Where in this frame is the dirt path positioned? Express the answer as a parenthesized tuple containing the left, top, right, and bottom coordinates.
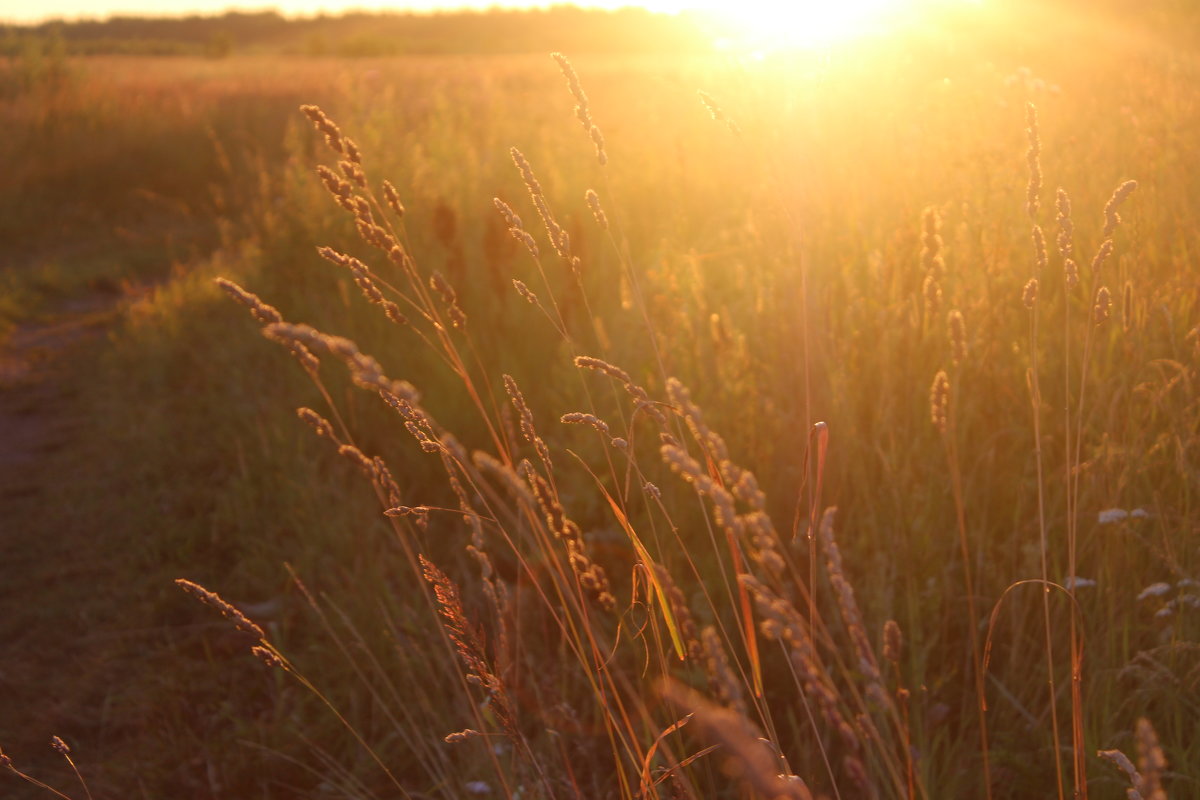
(0, 293, 120, 483)
(0, 292, 143, 799)
(1, 286, 292, 799)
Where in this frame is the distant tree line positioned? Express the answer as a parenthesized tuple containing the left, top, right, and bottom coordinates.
(0, 7, 718, 58)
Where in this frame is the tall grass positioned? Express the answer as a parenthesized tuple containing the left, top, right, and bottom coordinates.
(180, 38, 1193, 798)
(3, 4, 1198, 797)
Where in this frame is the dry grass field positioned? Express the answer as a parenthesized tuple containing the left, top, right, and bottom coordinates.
(2, 2, 1198, 798)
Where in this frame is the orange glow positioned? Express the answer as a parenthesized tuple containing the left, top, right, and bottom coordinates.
(2, 0, 985, 34)
(681, 0, 985, 51)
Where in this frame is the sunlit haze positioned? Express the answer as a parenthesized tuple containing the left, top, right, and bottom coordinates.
(678, 0, 979, 50)
(2, 0, 982, 49)
(4, 0, 1192, 789)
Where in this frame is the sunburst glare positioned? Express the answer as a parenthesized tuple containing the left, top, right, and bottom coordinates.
(676, 0, 984, 51)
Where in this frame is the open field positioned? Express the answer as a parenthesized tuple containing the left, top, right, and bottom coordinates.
(2, 2, 1199, 798)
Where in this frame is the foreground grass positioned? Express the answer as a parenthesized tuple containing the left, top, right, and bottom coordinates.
(3, 2, 1200, 797)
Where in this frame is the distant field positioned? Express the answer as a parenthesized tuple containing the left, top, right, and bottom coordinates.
(2, 3, 1198, 797)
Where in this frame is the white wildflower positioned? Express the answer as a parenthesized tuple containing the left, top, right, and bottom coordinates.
(1098, 508, 1129, 524)
(1137, 582, 1171, 601)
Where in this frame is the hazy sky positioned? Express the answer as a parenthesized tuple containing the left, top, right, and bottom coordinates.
(0, 1, 692, 25)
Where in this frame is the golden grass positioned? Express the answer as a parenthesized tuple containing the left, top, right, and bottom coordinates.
(4, 4, 1200, 796)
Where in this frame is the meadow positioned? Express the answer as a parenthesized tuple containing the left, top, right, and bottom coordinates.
(1, 2, 1198, 798)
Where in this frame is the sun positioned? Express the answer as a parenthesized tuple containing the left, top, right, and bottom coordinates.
(722, 0, 904, 49)
(675, 0, 975, 51)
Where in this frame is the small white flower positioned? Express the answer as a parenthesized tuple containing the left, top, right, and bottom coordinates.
(1154, 606, 1174, 620)
(464, 781, 491, 794)
(1131, 508, 1151, 519)
(1064, 576, 1096, 590)
(1177, 579, 1199, 589)
(1098, 508, 1129, 524)
(1137, 582, 1171, 601)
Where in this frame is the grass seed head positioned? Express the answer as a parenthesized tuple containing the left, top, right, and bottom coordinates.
(175, 578, 265, 639)
(296, 407, 335, 438)
(430, 271, 467, 329)
(513, 279, 538, 304)
(560, 411, 610, 436)
(551, 52, 607, 164)
(300, 104, 344, 155)
(215, 277, 284, 326)
(585, 188, 608, 230)
(493, 197, 521, 229)
(1090, 238, 1115, 275)
(382, 180, 405, 218)
(1094, 285, 1112, 324)
(659, 682, 815, 800)
(338, 159, 366, 189)
(930, 370, 950, 433)
(698, 90, 742, 136)
(1022, 277, 1039, 309)
(1065, 257, 1079, 289)
(574, 355, 632, 385)
(948, 309, 967, 365)
(883, 619, 904, 664)
(1103, 179, 1138, 238)
(701, 626, 746, 715)
(1055, 187, 1075, 260)
(1135, 718, 1167, 800)
(551, 51, 589, 126)
(921, 206, 945, 279)
(343, 136, 362, 165)
(589, 124, 607, 165)
(923, 274, 942, 318)
(252, 645, 284, 668)
(1032, 224, 1047, 273)
(1025, 102, 1042, 220)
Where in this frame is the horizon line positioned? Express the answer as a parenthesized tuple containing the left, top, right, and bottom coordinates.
(1, 2, 695, 27)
